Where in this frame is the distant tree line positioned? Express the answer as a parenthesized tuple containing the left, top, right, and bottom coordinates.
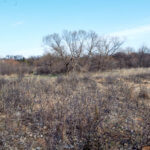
(0, 30, 150, 75)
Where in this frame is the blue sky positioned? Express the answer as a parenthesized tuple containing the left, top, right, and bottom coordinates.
(0, 0, 150, 57)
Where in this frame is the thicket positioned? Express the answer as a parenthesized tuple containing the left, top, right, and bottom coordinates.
(1, 30, 150, 75)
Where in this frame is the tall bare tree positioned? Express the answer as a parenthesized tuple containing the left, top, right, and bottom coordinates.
(43, 31, 124, 72)
(97, 36, 123, 56)
(62, 30, 88, 71)
(96, 36, 124, 70)
(43, 33, 71, 72)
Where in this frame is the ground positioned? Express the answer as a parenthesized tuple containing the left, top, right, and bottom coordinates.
(0, 68, 150, 150)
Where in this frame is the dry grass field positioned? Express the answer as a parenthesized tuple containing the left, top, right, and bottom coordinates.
(0, 68, 150, 150)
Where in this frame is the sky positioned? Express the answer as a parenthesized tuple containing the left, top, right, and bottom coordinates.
(0, 0, 150, 57)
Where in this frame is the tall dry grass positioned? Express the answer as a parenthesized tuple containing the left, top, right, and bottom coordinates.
(0, 71, 150, 149)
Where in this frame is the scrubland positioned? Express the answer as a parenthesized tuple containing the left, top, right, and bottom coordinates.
(0, 68, 150, 150)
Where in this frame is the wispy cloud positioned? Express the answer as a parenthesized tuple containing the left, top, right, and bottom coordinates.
(109, 24, 150, 48)
(110, 25, 150, 38)
(12, 21, 24, 27)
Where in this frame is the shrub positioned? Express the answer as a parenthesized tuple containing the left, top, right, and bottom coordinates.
(0, 74, 149, 149)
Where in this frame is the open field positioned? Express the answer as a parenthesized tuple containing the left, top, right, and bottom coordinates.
(2, 0, 150, 149)
(0, 68, 150, 150)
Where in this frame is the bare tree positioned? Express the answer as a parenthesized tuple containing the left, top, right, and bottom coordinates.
(43, 33, 65, 57)
(97, 36, 124, 56)
(43, 31, 124, 72)
(96, 36, 124, 70)
(86, 31, 99, 56)
(62, 30, 88, 71)
(43, 33, 71, 72)
(43, 30, 89, 72)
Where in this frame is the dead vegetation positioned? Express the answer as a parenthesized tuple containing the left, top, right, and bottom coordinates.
(0, 68, 150, 150)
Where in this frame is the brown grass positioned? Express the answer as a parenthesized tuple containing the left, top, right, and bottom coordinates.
(0, 68, 150, 149)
